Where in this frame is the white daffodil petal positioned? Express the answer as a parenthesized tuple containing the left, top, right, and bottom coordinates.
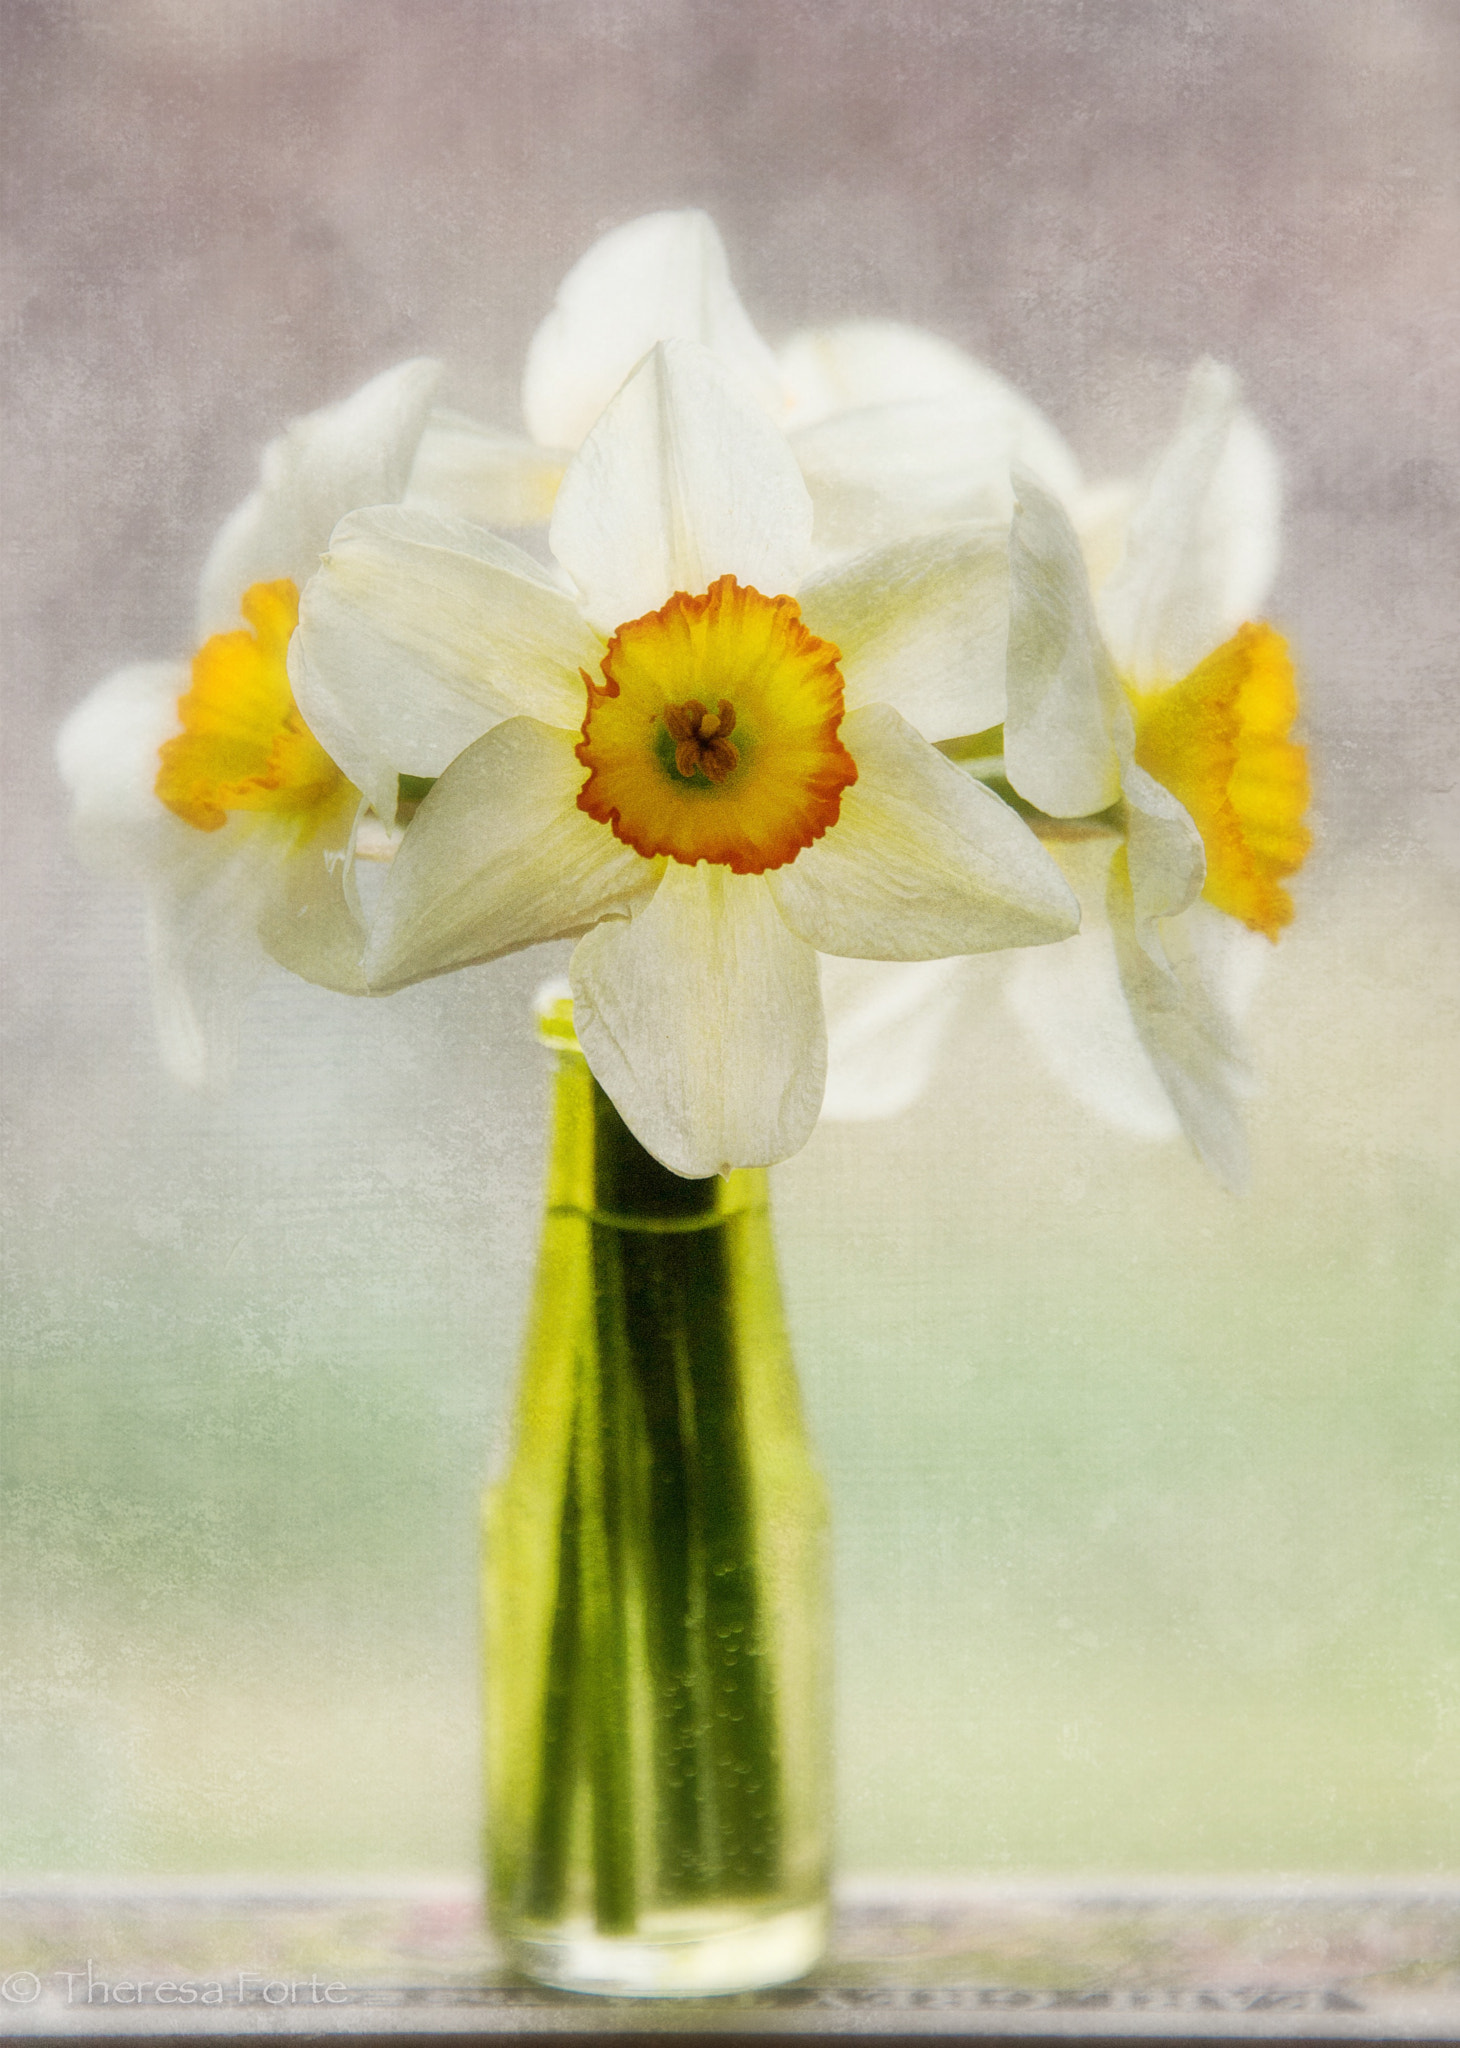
(781, 320, 982, 422)
(291, 504, 599, 815)
(779, 321, 1084, 500)
(1205, 406, 1283, 630)
(1005, 913, 1183, 1142)
(1123, 760, 1206, 955)
(366, 718, 660, 993)
(196, 358, 441, 636)
(549, 340, 813, 631)
(522, 210, 784, 450)
(256, 785, 369, 996)
(1109, 863, 1252, 1191)
(768, 703, 1078, 960)
(819, 954, 967, 1122)
(406, 410, 567, 528)
(1098, 358, 1282, 685)
(1182, 896, 1272, 1025)
(792, 388, 1082, 560)
(1072, 477, 1139, 596)
(142, 831, 277, 1091)
(571, 863, 825, 1179)
(799, 523, 1010, 741)
(1004, 469, 1126, 818)
(57, 661, 187, 852)
(792, 403, 1009, 555)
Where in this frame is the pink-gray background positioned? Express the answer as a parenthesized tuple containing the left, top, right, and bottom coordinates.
(3, 0, 1457, 1876)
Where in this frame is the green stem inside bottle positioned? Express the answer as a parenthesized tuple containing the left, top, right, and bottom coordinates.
(510, 1069, 784, 1932)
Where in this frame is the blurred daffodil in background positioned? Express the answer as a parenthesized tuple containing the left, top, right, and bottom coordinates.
(825, 361, 1310, 1188)
(55, 359, 441, 1086)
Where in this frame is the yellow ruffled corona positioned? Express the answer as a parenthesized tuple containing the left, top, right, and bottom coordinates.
(576, 575, 857, 875)
(1129, 622, 1311, 939)
(155, 580, 342, 833)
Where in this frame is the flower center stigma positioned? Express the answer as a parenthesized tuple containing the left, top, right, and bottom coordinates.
(155, 579, 342, 833)
(663, 696, 739, 783)
(576, 574, 856, 875)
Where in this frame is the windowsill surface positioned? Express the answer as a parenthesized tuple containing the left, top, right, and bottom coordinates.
(2, 1878, 1456, 2040)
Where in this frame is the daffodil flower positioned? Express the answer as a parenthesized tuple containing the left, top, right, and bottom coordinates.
(56, 358, 440, 1087)
(291, 340, 1078, 1176)
(997, 360, 1309, 1187)
(819, 362, 1310, 1189)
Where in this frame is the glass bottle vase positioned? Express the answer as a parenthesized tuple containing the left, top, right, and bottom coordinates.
(483, 998, 831, 1995)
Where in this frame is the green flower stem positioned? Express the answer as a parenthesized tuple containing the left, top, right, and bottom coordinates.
(612, 1224, 716, 1893)
(520, 1468, 580, 1920)
(670, 1222, 780, 1892)
(580, 1219, 640, 1933)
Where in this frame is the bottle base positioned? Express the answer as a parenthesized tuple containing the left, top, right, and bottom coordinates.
(504, 1897, 828, 1996)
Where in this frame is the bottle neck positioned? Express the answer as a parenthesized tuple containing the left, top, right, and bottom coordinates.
(543, 1045, 764, 1228)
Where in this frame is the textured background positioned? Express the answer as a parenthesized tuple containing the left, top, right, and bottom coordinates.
(3, 0, 1457, 1876)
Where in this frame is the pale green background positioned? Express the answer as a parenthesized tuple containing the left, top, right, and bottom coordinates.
(3, 0, 1457, 1878)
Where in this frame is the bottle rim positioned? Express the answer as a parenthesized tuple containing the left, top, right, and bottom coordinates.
(534, 978, 581, 1052)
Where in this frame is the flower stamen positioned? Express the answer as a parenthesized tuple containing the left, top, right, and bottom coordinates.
(664, 696, 740, 783)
